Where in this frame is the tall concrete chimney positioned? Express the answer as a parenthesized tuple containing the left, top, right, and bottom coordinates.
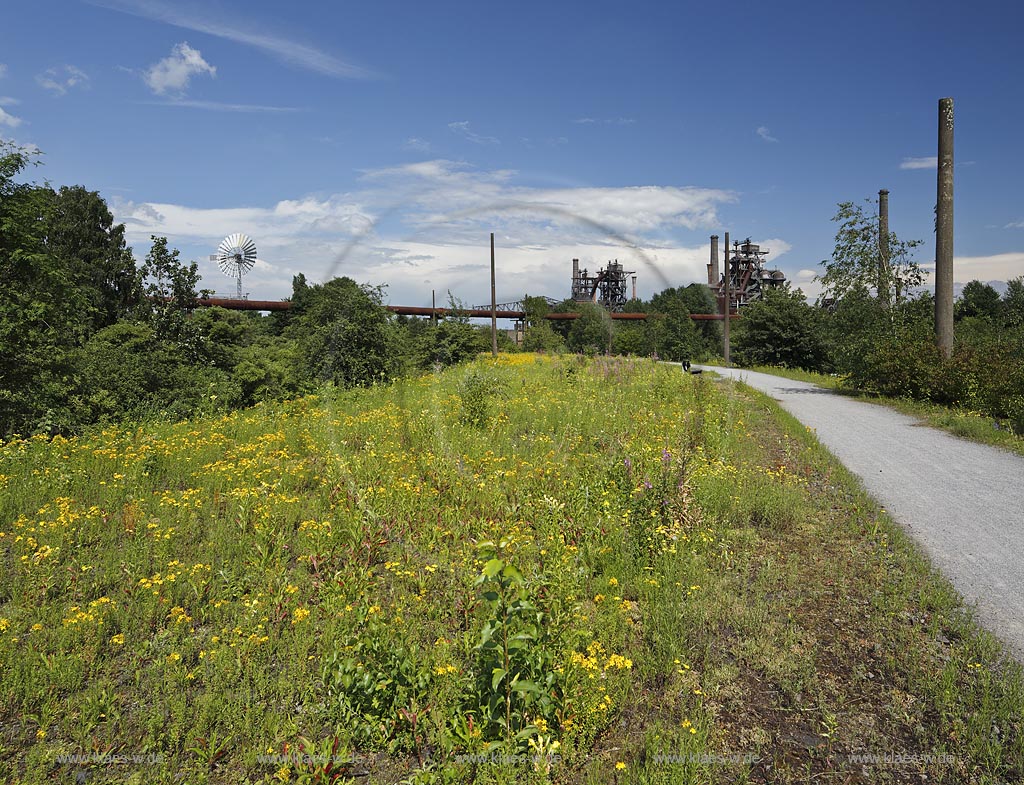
(878, 190, 890, 306)
(632, 275, 637, 301)
(723, 231, 730, 366)
(709, 235, 720, 286)
(935, 98, 954, 358)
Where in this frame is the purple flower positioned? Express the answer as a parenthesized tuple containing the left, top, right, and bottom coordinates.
(623, 457, 632, 470)
(661, 449, 671, 464)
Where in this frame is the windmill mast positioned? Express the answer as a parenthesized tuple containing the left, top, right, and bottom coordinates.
(233, 253, 243, 298)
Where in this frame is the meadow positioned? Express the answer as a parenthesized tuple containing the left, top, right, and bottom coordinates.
(1, 354, 1022, 784)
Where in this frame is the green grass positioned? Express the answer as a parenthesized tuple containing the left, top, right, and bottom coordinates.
(1, 354, 1022, 784)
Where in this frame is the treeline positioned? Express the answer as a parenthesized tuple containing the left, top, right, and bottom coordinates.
(731, 199, 1024, 432)
(0, 144, 717, 438)
(14, 141, 1011, 438)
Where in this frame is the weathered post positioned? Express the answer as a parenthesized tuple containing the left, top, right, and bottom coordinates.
(490, 232, 498, 357)
(723, 231, 731, 366)
(878, 189, 890, 307)
(431, 289, 436, 325)
(935, 98, 954, 358)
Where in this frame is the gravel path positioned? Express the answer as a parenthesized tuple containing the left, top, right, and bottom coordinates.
(699, 365, 1024, 660)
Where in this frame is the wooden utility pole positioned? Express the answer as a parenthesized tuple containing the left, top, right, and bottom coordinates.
(935, 97, 955, 358)
(723, 231, 731, 365)
(490, 232, 498, 357)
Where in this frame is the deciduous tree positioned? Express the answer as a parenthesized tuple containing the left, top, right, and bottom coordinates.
(818, 199, 923, 311)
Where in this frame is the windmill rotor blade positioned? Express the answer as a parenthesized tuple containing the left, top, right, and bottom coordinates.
(214, 232, 258, 285)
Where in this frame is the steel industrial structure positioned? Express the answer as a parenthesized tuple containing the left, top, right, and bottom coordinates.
(471, 297, 561, 312)
(183, 296, 661, 320)
(183, 244, 749, 322)
(707, 236, 785, 313)
(570, 259, 636, 311)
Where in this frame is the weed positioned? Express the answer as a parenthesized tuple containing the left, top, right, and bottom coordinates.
(465, 540, 563, 748)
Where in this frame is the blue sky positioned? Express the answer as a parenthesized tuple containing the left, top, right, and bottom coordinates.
(3, 0, 1023, 306)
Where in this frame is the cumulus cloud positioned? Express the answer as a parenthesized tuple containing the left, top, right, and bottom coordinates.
(36, 65, 90, 96)
(948, 252, 1024, 281)
(0, 107, 22, 128)
(756, 126, 778, 143)
(358, 158, 734, 242)
(751, 238, 792, 258)
(114, 194, 373, 243)
(111, 160, 751, 303)
(900, 156, 937, 170)
(144, 42, 215, 96)
(448, 121, 500, 145)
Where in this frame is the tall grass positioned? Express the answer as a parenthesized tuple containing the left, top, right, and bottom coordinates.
(1, 354, 1021, 784)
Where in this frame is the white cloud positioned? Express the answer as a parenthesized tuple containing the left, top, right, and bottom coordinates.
(403, 137, 431, 152)
(1005, 220, 1024, 229)
(751, 238, 792, 258)
(756, 126, 778, 143)
(336, 240, 705, 306)
(0, 64, 7, 79)
(448, 121, 500, 145)
(574, 117, 635, 126)
(144, 42, 215, 96)
(91, 0, 375, 79)
(360, 159, 512, 185)
(112, 160, 743, 303)
(0, 107, 22, 128)
(900, 156, 937, 170)
(358, 158, 734, 241)
(114, 194, 373, 243)
(36, 65, 90, 96)
(143, 98, 299, 112)
(0, 135, 41, 155)
(915, 253, 1024, 287)
(949, 252, 1024, 281)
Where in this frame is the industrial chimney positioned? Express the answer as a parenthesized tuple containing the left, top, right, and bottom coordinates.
(878, 189, 890, 306)
(935, 98, 954, 358)
(709, 235, 720, 286)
